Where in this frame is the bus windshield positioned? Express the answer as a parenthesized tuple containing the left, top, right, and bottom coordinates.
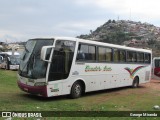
(19, 39, 54, 79)
(10, 55, 20, 65)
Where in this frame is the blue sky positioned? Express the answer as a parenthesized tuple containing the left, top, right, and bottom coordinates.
(0, 0, 160, 42)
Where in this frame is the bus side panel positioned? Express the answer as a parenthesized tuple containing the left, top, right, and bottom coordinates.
(145, 66, 151, 82)
(152, 58, 160, 80)
(47, 81, 63, 97)
(72, 63, 131, 92)
(71, 63, 151, 93)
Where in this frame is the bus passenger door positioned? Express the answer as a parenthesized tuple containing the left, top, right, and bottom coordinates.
(47, 40, 75, 96)
(152, 58, 160, 80)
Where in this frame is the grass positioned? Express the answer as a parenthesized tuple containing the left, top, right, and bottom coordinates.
(0, 69, 160, 120)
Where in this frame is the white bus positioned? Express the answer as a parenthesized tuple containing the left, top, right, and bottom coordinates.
(0, 52, 20, 70)
(17, 37, 152, 98)
(152, 57, 160, 80)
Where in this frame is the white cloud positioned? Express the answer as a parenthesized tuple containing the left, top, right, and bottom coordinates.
(75, 0, 160, 21)
(0, 30, 24, 42)
(56, 21, 103, 30)
(1, 0, 160, 42)
(51, 20, 105, 36)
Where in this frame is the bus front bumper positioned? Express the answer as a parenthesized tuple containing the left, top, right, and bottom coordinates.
(10, 65, 19, 70)
(17, 80, 48, 97)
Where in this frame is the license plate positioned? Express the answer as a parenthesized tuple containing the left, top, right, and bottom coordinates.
(24, 88, 28, 91)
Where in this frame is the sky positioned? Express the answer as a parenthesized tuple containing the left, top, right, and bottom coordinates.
(0, 0, 160, 42)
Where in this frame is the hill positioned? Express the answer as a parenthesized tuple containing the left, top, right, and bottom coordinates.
(77, 20, 160, 57)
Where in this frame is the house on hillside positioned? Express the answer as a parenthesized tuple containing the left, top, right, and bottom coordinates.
(0, 42, 6, 51)
(123, 39, 148, 48)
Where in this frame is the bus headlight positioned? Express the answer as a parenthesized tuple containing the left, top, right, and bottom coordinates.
(34, 82, 46, 86)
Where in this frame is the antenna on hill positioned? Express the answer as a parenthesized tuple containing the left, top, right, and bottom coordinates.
(5, 39, 7, 44)
(129, 8, 131, 21)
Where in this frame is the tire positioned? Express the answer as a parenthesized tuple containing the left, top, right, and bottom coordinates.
(70, 81, 82, 99)
(132, 77, 139, 88)
(5, 65, 9, 70)
(5, 65, 8, 70)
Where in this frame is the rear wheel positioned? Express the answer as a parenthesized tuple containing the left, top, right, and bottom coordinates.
(132, 77, 139, 88)
(70, 81, 82, 99)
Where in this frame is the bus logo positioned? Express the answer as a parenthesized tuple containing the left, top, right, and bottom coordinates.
(85, 65, 112, 72)
(125, 66, 146, 79)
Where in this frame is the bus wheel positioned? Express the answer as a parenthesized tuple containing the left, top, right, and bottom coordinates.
(70, 81, 82, 99)
(5, 66, 7, 70)
(5, 65, 9, 70)
(132, 77, 139, 88)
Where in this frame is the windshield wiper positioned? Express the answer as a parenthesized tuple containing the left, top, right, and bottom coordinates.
(24, 46, 29, 53)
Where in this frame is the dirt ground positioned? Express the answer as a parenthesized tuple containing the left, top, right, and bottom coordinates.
(143, 79, 160, 90)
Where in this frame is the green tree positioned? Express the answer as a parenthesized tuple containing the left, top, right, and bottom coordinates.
(112, 20, 116, 23)
(107, 19, 112, 23)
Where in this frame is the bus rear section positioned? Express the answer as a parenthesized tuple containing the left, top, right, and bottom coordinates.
(152, 57, 160, 80)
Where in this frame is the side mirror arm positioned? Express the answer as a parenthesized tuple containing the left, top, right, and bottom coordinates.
(40, 46, 54, 62)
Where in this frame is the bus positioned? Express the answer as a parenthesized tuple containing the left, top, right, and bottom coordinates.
(0, 52, 20, 70)
(152, 57, 160, 80)
(17, 37, 152, 98)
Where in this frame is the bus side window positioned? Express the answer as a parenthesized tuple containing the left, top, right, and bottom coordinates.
(98, 47, 106, 61)
(77, 50, 85, 60)
(145, 53, 151, 63)
(98, 47, 112, 62)
(76, 44, 86, 60)
(113, 49, 119, 62)
(127, 51, 136, 62)
(106, 48, 112, 62)
(119, 50, 126, 62)
(88, 46, 96, 60)
(155, 59, 160, 67)
(76, 44, 96, 61)
(137, 53, 144, 63)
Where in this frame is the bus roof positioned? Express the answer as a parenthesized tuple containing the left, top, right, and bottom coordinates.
(28, 37, 151, 53)
(0, 52, 20, 55)
(53, 37, 152, 53)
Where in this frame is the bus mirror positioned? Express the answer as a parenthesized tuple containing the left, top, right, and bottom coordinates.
(0, 56, 3, 61)
(41, 46, 54, 62)
(0, 56, 3, 63)
(8, 57, 10, 61)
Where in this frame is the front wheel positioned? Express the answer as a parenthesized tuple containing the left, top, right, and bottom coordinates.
(5, 65, 9, 70)
(70, 82, 82, 99)
(132, 77, 139, 88)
